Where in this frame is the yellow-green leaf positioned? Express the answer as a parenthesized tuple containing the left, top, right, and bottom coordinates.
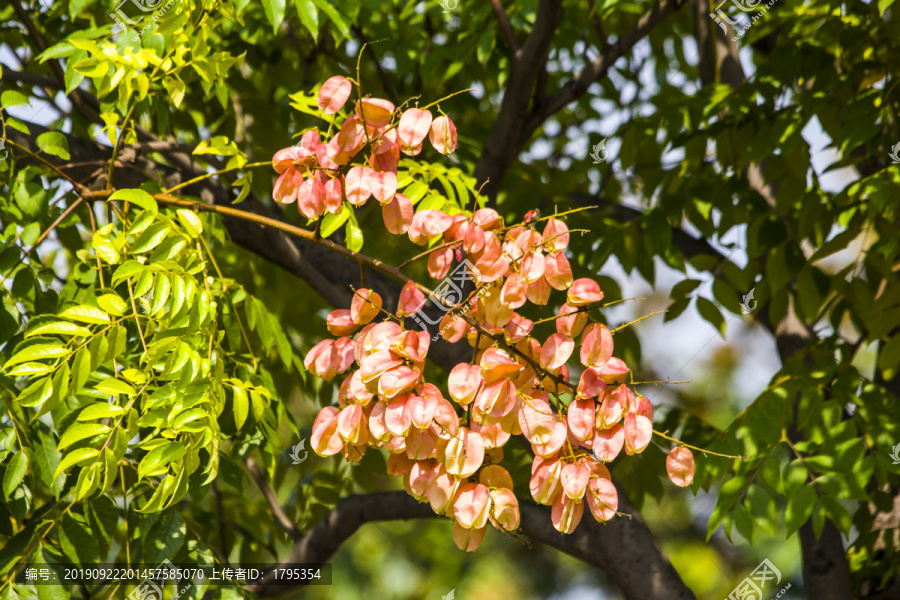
(92, 234, 119, 264)
(120, 368, 147, 385)
(15, 377, 53, 407)
(150, 274, 171, 316)
(53, 447, 101, 482)
(95, 379, 136, 396)
(37, 131, 70, 160)
(136, 473, 177, 513)
(3, 452, 28, 500)
(109, 189, 158, 215)
(25, 321, 93, 338)
(77, 403, 125, 421)
(1, 90, 31, 109)
(8, 362, 54, 377)
(131, 222, 169, 254)
(61, 305, 110, 325)
(73, 462, 101, 501)
(97, 294, 128, 317)
(138, 441, 185, 480)
(175, 209, 203, 237)
(111, 260, 144, 284)
(6, 344, 69, 369)
(172, 407, 207, 430)
(233, 385, 248, 430)
(59, 424, 111, 450)
(293, 0, 318, 41)
(71, 348, 92, 391)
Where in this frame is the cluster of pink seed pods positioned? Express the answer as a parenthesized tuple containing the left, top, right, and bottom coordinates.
(271, 75, 456, 229)
(290, 77, 695, 551)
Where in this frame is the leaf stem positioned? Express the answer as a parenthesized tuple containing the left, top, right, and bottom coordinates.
(652, 429, 747, 459)
(163, 161, 270, 195)
(107, 103, 138, 191)
(610, 310, 667, 333)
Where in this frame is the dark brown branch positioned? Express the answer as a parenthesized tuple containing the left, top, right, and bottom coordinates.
(474, 0, 564, 200)
(570, 193, 733, 265)
(490, 0, 520, 53)
(246, 457, 302, 541)
(587, 0, 608, 47)
(533, 0, 682, 125)
(246, 489, 695, 600)
(691, 0, 715, 85)
(8, 0, 102, 125)
(245, 492, 438, 596)
(0, 64, 59, 89)
(474, 0, 683, 201)
(798, 520, 853, 600)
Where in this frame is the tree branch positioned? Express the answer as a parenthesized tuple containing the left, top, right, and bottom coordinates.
(245, 492, 438, 597)
(9, 0, 102, 125)
(533, 0, 682, 125)
(0, 64, 59, 89)
(246, 489, 696, 600)
(474, 0, 564, 200)
(570, 193, 734, 265)
(245, 457, 302, 541)
(490, 0, 520, 53)
(474, 0, 683, 201)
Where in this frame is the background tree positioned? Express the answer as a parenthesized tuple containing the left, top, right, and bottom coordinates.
(1, 0, 899, 599)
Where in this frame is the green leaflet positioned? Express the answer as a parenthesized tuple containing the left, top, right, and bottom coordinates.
(58, 424, 111, 450)
(25, 322, 92, 338)
(59, 305, 109, 325)
(59, 514, 99, 566)
(76, 403, 125, 421)
(137, 441, 186, 480)
(53, 448, 100, 482)
(5, 344, 69, 369)
(109, 189, 158, 214)
(2, 452, 28, 501)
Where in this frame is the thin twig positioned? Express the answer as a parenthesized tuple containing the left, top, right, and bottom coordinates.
(610, 310, 667, 333)
(163, 161, 270, 195)
(245, 457, 302, 541)
(106, 103, 137, 191)
(490, 0, 520, 52)
(0, 196, 84, 286)
(127, 279, 148, 352)
(652, 429, 747, 459)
